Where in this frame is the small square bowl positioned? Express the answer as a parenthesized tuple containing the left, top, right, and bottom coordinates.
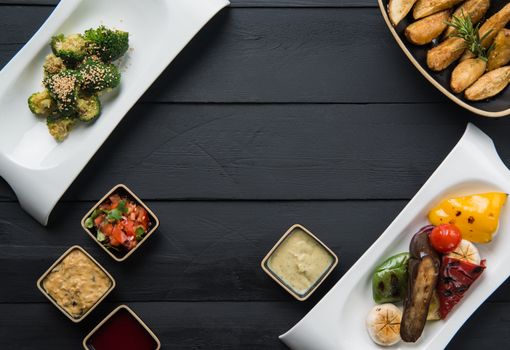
(37, 245, 116, 323)
(83, 305, 161, 350)
(81, 184, 160, 262)
(261, 224, 338, 301)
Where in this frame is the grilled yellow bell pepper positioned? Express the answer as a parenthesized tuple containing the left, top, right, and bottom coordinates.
(428, 192, 507, 243)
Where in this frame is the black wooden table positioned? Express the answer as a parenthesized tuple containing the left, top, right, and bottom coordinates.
(1, 0, 510, 349)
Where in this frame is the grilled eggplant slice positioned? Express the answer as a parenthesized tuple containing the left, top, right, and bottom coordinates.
(400, 226, 440, 343)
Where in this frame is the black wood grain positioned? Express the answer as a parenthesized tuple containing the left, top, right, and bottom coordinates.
(0, 200, 403, 303)
(2, 201, 510, 303)
(2, 103, 510, 202)
(0, 7, 446, 103)
(0, 301, 508, 350)
(2, 3, 510, 350)
(0, 0, 376, 8)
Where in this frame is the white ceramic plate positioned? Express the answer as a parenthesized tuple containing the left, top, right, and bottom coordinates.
(0, 0, 229, 225)
(280, 124, 510, 349)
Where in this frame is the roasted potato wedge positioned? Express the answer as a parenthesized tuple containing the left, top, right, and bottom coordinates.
(444, 0, 490, 38)
(388, 0, 419, 26)
(405, 10, 450, 45)
(427, 37, 466, 71)
(459, 50, 476, 62)
(451, 58, 486, 93)
(465, 66, 510, 100)
(413, 0, 463, 20)
(487, 29, 510, 71)
(479, 3, 510, 48)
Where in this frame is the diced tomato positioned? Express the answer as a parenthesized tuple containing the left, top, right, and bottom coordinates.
(127, 202, 136, 214)
(109, 194, 121, 208)
(124, 220, 136, 237)
(101, 223, 114, 236)
(94, 215, 104, 227)
(96, 195, 151, 252)
(136, 207, 149, 229)
(112, 224, 127, 244)
(109, 236, 120, 246)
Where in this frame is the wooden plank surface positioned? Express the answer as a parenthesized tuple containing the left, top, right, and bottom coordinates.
(0, 201, 402, 303)
(2, 103, 510, 202)
(0, 0, 377, 7)
(2, 1, 510, 350)
(2, 201, 509, 304)
(0, 6, 447, 103)
(0, 301, 508, 350)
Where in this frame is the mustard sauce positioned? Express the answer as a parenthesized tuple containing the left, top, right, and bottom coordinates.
(268, 228, 334, 295)
(42, 249, 112, 318)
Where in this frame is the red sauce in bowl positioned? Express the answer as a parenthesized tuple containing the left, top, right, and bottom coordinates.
(86, 307, 159, 350)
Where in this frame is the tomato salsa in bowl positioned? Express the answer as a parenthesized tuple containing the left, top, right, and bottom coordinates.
(81, 184, 159, 262)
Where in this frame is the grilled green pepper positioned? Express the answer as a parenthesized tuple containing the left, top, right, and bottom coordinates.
(372, 252, 409, 304)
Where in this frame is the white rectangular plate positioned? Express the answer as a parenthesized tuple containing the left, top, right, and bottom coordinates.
(280, 123, 510, 349)
(0, 0, 229, 225)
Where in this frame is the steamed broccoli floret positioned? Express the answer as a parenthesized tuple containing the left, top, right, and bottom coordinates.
(27, 26, 129, 142)
(28, 90, 55, 116)
(79, 58, 121, 92)
(51, 33, 87, 64)
(83, 26, 129, 62)
(43, 54, 66, 76)
(77, 94, 101, 122)
(44, 69, 82, 117)
(47, 115, 77, 142)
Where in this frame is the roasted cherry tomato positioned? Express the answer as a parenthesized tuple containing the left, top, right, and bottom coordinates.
(429, 224, 462, 253)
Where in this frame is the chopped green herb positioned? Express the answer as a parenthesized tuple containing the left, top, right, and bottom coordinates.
(107, 200, 128, 221)
(85, 217, 94, 228)
(117, 200, 128, 212)
(135, 226, 145, 241)
(96, 231, 106, 242)
(107, 210, 122, 221)
(446, 12, 493, 61)
(90, 208, 103, 220)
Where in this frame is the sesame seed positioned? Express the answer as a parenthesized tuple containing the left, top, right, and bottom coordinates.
(48, 74, 77, 102)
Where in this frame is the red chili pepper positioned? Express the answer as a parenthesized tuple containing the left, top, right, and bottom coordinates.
(437, 256, 486, 319)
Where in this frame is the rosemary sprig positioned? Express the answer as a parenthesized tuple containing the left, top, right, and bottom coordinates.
(445, 12, 493, 61)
